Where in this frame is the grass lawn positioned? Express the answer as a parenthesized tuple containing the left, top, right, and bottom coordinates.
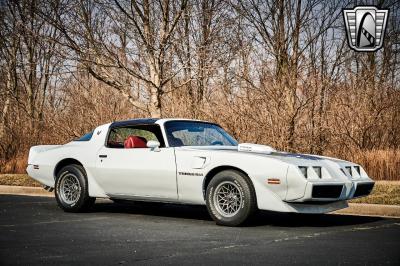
(1, 174, 399, 205)
(350, 181, 400, 206)
(0, 174, 41, 187)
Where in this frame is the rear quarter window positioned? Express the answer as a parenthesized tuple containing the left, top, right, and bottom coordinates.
(75, 131, 94, 141)
(106, 125, 165, 148)
(108, 128, 158, 143)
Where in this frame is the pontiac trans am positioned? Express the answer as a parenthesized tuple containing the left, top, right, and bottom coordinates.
(27, 118, 374, 226)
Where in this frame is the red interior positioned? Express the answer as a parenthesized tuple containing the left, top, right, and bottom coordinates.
(124, 136, 147, 148)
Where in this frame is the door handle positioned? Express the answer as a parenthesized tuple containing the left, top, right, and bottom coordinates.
(99, 155, 107, 158)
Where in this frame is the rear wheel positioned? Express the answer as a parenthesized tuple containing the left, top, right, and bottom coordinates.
(55, 164, 95, 212)
(206, 170, 257, 226)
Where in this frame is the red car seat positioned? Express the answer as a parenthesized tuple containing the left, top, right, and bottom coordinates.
(124, 136, 147, 148)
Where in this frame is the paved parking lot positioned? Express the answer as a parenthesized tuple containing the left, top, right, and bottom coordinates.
(1, 195, 399, 265)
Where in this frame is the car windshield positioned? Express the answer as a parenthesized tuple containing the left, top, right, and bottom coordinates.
(164, 121, 238, 147)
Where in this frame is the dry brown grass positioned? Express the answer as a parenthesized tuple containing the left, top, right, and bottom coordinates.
(350, 181, 400, 205)
(1, 155, 28, 175)
(334, 203, 400, 217)
(345, 149, 400, 181)
(0, 174, 41, 187)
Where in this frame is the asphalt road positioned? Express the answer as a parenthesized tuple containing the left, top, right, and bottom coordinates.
(1, 195, 399, 265)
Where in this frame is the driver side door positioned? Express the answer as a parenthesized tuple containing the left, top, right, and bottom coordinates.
(93, 125, 177, 200)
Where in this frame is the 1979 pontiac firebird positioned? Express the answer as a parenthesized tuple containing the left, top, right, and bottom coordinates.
(27, 118, 375, 226)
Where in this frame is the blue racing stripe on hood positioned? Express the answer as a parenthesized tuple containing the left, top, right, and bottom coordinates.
(270, 152, 322, 160)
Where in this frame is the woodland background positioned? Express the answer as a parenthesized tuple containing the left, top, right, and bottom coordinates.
(0, 0, 399, 180)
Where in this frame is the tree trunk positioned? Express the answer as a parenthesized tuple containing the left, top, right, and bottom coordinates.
(0, 72, 12, 141)
(148, 61, 162, 118)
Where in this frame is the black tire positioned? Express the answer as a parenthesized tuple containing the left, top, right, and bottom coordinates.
(55, 164, 95, 212)
(206, 170, 257, 226)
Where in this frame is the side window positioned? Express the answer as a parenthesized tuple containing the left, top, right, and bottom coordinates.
(107, 125, 164, 148)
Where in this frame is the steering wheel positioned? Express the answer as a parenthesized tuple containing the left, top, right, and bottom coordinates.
(211, 140, 224, 146)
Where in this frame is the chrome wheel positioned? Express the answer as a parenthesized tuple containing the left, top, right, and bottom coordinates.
(59, 173, 81, 205)
(213, 181, 243, 217)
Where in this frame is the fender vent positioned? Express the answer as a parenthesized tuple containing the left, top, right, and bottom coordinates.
(312, 185, 343, 199)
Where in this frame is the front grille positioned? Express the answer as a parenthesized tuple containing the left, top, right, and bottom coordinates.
(312, 185, 343, 198)
(354, 183, 374, 197)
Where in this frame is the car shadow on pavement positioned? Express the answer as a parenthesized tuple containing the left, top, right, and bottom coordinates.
(92, 200, 213, 222)
(91, 199, 384, 227)
(248, 211, 383, 227)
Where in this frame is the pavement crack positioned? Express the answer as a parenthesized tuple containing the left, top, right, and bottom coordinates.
(267, 222, 400, 244)
(0, 217, 107, 227)
(132, 221, 400, 263)
(211, 244, 250, 250)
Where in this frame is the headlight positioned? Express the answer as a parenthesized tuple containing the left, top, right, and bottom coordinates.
(354, 166, 361, 175)
(313, 166, 322, 178)
(345, 166, 352, 176)
(298, 166, 308, 178)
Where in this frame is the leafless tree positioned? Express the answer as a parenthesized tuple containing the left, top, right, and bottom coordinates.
(1, 0, 399, 179)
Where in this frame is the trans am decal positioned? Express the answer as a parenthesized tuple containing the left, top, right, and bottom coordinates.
(178, 172, 203, 176)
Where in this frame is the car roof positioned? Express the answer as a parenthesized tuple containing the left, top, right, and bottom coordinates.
(109, 118, 215, 128)
(110, 118, 159, 128)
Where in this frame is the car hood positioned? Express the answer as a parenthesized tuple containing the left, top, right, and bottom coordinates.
(179, 144, 349, 165)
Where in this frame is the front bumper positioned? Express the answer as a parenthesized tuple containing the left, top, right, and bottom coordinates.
(287, 180, 375, 203)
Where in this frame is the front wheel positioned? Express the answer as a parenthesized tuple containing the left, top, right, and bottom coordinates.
(55, 164, 95, 212)
(206, 170, 257, 226)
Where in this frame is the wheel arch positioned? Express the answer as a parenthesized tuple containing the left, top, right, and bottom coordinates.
(202, 165, 256, 203)
(53, 158, 85, 180)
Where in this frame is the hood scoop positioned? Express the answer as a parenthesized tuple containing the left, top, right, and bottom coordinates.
(238, 143, 276, 154)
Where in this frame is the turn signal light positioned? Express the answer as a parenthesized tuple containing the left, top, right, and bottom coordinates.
(267, 178, 280, 184)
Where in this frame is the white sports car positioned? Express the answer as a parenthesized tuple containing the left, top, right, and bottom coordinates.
(27, 118, 374, 226)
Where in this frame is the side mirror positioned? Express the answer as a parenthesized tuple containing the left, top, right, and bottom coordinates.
(147, 140, 161, 152)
